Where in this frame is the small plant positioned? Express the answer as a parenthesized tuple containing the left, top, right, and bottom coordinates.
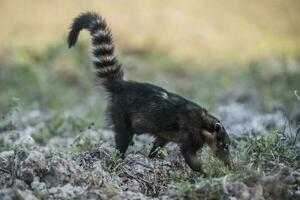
(102, 181, 120, 198)
(0, 139, 14, 151)
(32, 114, 91, 145)
(8, 97, 20, 112)
(68, 134, 97, 153)
(236, 131, 300, 171)
(173, 180, 194, 199)
(103, 151, 122, 173)
(202, 149, 231, 178)
(151, 146, 169, 159)
(1, 96, 21, 131)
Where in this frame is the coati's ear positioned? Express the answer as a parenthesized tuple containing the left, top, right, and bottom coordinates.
(214, 123, 222, 132)
(202, 130, 216, 144)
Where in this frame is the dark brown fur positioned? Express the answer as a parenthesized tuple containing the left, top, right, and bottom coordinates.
(68, 12, 232, 175)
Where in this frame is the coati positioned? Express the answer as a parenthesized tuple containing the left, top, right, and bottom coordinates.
(68, 12, 232, 175)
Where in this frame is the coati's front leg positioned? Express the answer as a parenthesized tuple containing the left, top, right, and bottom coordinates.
(114, 127, 134, 158)
(180, 141, 206, 176)
(149, 137, 168, 158)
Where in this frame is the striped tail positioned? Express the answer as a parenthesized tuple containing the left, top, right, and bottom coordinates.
(68, 12, 123, 91)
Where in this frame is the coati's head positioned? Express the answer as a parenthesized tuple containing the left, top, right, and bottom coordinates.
(201, 111, 233, 169)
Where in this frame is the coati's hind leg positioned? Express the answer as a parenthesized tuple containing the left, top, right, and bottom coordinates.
(149, 137, 168, 158)
(114, 127, 134, 158)
(180, 141, 206, 176)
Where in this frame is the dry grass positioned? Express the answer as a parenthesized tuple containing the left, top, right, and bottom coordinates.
(0, 0, 299, 63)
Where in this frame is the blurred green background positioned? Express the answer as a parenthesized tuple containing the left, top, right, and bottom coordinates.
(0, 0, 299, 124)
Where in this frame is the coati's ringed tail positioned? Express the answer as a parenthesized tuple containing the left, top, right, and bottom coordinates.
(68, 12, 123, 91)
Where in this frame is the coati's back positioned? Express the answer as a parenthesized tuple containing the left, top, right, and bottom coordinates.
(68, 12, 123, 92)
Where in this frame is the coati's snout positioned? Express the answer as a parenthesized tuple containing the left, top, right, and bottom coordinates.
(215, 123, 233, 168)
(203, 123, 233, 169)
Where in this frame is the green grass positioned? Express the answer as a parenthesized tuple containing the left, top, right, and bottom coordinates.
(32, 114, 95, 145)
(236, 131, 300, 170)
(202, 129, 299, 178)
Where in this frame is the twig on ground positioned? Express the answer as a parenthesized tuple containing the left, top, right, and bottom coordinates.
(0, 167, 10, 174)
(123, 169, 152, 185)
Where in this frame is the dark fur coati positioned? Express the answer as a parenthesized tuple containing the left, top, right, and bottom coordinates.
(68, 12, 232, 175)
